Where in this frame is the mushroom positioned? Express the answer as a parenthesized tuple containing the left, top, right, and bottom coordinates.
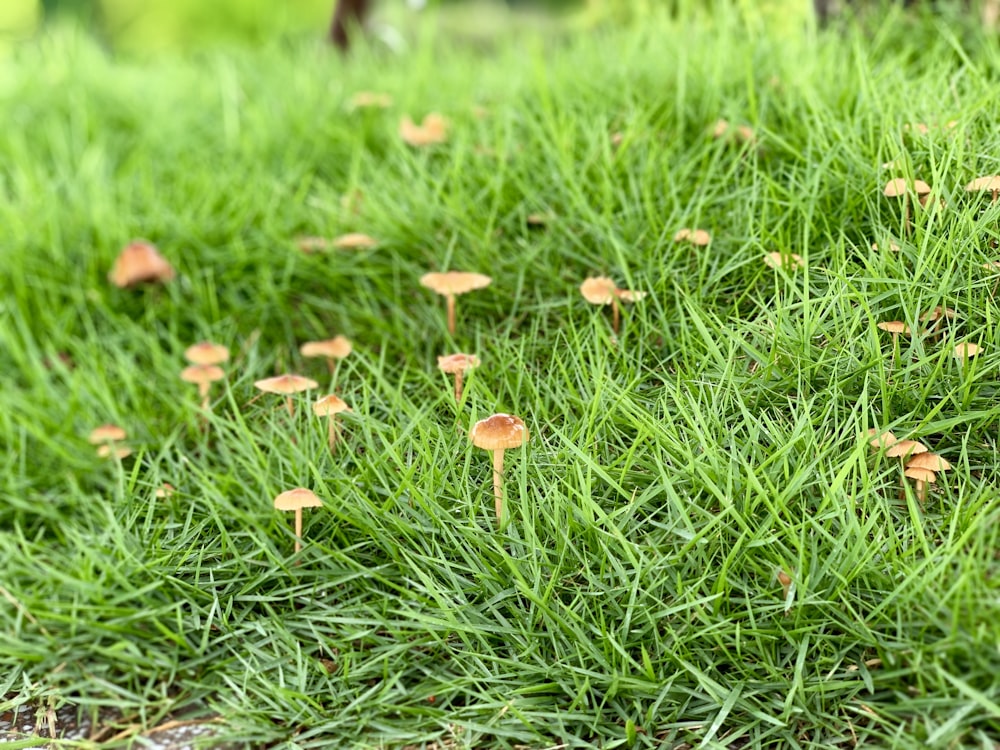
(88, 424, 127, 445)
(437, 353, 480, 402)
(763, 252, 804, 271)
(109, 241, 175, 288)
(883, 178, 931, 236)
(333, 233, 378, 250)
(920, 306, 958, 340)
(184, 341, 229, 366)
(273, 487, 324, 554)
(181, 364, 226, 411)
(877, 321, 911, 348)
(254, 374, 319, 418)
(300, 336, 353, 376)
(903, 467, 936, 504)
(777, 569, 793, 600)
(965, 175, 1000, 204)
(906, 452, 952, 473)
(953, 342, 981, 360)
(673, 228, 712, 246)
(313, 394, 351, 452)
(97, 444, 133, 460)
(885, 440, 929, 461)
(469, 413, 529, 523)
(866, 428, 898, 450)
(400, 113, 448, 147)
(419, 271, 493, 336)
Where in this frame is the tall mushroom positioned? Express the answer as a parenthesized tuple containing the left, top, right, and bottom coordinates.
(300, 336, 353, 376)
(966, 175, 1000, 205)
(180, 364, 226, 411)
(469, 413, 529, 524)
(109, 241, 176, 288)
(419, 271, 493, 336)
(313, 394, 351, 452)
(184, 341, 229, 367)
(254, 374, 319, 418)
(883, 178, 931, 237)
(437, 353, 480, 402)
(273, 487, 324, 554)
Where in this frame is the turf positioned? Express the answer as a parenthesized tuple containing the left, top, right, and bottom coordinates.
(3, 6, 1000, 748)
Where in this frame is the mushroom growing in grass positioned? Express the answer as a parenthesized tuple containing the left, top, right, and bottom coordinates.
(763, 252, 804, 271)
(966, 175, 1000, 205)
(313, 395, 351, 452)
(420, 271, 493, 336)
(184, 341, 229, 366)
(877, 321, 910, 346)
(181, 365, 226, 411)
(866, 428, 898, 451)
(333, 233, 378, 250)
(954, 342, 981, 361)
(673, 228, 712, 246)
(400, 113, 448, 147)
(89, 425, 131, 460)
(109, 241, 176, 288)
(300, 336, 353, 376)
(438, 353, 480, 402)
(470, 414, 529, 524)
(254, 374, 319, 418)
(273, 488, 324, 554)
(903, 467, 936, 504)
(883, 178, 931, 236)
(579, 277, 646, 334)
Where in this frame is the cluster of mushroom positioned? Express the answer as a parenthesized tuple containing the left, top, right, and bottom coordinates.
(88, 424, 131, 460)
(876, 307, 983, 362)
(579, 276, 647, 334)
(868, 429, 952, 503)
(881, 175, 1000, 236)
(180, 341, 229, 412)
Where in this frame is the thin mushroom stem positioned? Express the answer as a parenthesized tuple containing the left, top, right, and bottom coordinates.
(446, 294, 457, 336)
(286, 395, 294, 419)
(492, 449, 505, 523)
(198, 382, 211, 411)
(904, 194, 911, 237)
(294, 508, 303, 554)
(611, 297, 620, 334)
(328, 417, 338, 452)
(913, 479, 927, 504)
(454, 371, 464, 402)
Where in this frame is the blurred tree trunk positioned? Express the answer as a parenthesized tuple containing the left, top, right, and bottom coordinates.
(330, 0, 371, 50)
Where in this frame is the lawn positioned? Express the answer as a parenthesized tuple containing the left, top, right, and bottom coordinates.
(3, 6, 1000, 748)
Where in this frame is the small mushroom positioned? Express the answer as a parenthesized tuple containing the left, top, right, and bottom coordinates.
(181, 364, 226, 411)
(313, 394, 351, 452)
(673, 228, 712, 246)
(109, 241, 175, 288)
(877, 321, 911, 348)
(579, 276, 649, 334)
(903, 467, 936, 504)
(906, 453, 952, 473)
(437, 353, 480, 402)
(184, 341, 229, 366)
(469, 413, 529, 524)
(300, 336, 353, 375)
(420, 271, 493, 336)
(333, 233, 378, 250)
(883, 178, 930, 236)
(400, 113, 448, 147)
(953, 342, 981, 360)
(763, 252, 804, 271)
(273, 487, 324, 554)
(777, 569, 793, 600)
(88, 424, 127, 445)
(885, 440, 929, 461)
(965, 175, 1000, 204)
(866, 428, 898, 450)
(254, 374, 319, 418)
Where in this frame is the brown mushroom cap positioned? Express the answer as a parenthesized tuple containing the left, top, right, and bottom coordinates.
(88, 424, 127, 444)
(920, 306, 958, 323)
(333, 233, 378, 250)
(420, 271, 493, 297)
(313, 394, 351, 416)
(867, 429, 898, 449)
(906, 453, 952, 472)
(273, 487, 324, 511)
(400, 113, 448, 146)
(904, 467, 937, 484)
(97, 445, 133, 460)
(674, 228, 712, 246)
(184, 341, 229, 366)
(438, 353, 481, 374)
(953, 342, 981, 359)
(254, 374, 319, 395)
(470, 414, 529, 451)
(580, 276, 618, 305)
(109, 241, 176, 288)
(300, 336, 353, 360)
(180, 364, 226, 385)
(883, 178, 907, 197)
(965, 175, 1000, 192)
(763, 252, 804, 270)
(877, 321, 910, 335)
(885, 440, 929, 459)
(615, 289, 648, 303)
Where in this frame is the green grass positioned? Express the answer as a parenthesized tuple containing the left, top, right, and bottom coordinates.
(3, 7, 1000, 748)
